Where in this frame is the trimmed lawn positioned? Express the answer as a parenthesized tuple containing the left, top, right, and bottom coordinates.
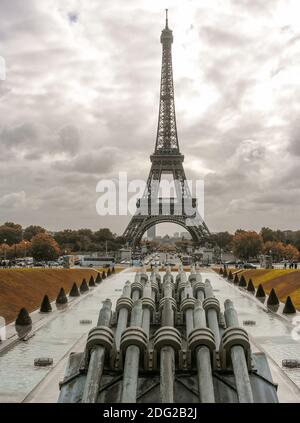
(215, 267, 300, 310)
(0, 268, 106, 323)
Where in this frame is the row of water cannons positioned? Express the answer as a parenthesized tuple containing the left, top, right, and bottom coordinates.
(219, 267, 297, 314)
(11, 268, 115, 341)
(59, 264, 261, 403)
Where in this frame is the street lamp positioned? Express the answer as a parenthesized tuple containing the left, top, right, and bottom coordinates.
(269, 249, 272, 269)
(3, 239, 7, 260)
(24, 241, 27, 258)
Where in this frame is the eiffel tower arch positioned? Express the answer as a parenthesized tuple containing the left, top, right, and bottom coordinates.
(123, 10, 210, 248)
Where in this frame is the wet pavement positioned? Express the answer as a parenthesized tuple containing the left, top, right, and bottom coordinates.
(0, 270, 129, 402)
(206, 271, 300, 390)
(0, 268, 300, 402)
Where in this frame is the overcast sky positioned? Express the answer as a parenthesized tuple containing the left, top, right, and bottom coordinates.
(0, 0, 300, 235)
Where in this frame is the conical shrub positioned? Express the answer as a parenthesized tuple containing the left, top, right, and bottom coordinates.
(223, 267, 228, 278)
(283, 296, 296, 314)
(267, 288, 279, 306)
(247, 279, 255, 294)
(228, 270, 233, 281)
(40, 294, 52, 313)
(15, 308, 32, 326)
(56, 287, 68, 305)
(239, 274, 247, 288)
(219, 267, 223, 275)
(256, 284, 266, 302)
(267, 288, 279, 312)
(233, 273, 239, 284)
(95, 273, 102, 284)
(102, 271, 106, 279)
(107, 268, 111, 277)
(15, 307, 32, 339)
(80, 278, 89, 293)
(89, 275, 95, 287)
(112, 266, 115, 274)
(69, 282, 80, 297)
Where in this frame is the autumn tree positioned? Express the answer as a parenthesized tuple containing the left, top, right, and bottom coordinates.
(263, 241, 299, 261)
(0, 222, 23, 245)
(283, 244, 299, 261)
(211, 232, 233, 251)
(263, 241, 286, 261)
(54, 229, 80, 251)
(23, 225, 46, 241)
(31, 233, 60, 261)
(292, 231, 300, 252)
(260, 227, 277, 243)
(93, 228, 114, 242)
(232, 231, 263, 260)
(15, 240, 32, 258)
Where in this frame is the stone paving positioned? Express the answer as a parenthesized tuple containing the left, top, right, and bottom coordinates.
(1, 268, 300, 402)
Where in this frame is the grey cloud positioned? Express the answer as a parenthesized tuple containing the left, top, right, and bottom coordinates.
(230, 0, 281, 14)
(0, 191, 26, 209)
(199, 26, 251, 48)
(58, 125, 81, 156)
(288, 121, 300, 156)
(1, 122, 39, 147)
(0, 122, 81, 160)
(0, 0, 299, 234)
(52, 148, 119, 175)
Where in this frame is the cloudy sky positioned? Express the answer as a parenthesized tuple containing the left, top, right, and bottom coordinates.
(0, 0, 300, 235)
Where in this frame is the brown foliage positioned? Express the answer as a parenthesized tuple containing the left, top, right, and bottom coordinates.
(232, 231, 263, 260)
(31, 233, 60, 261)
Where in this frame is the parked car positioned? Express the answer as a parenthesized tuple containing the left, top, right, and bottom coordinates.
(33, 261, 46, 267)
(47, 261, 60, 267)
(165, 262, 176, 267)
(243, 263, 257, 269)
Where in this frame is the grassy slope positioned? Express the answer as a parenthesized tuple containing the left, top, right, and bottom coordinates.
(216, 268, 300, 310)
(0, 268, 110, 324)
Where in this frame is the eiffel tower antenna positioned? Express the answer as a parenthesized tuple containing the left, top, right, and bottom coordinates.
(123, 11, 210, 248)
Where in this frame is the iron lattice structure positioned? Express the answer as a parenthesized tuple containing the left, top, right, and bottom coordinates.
(123, 11, 210, 247)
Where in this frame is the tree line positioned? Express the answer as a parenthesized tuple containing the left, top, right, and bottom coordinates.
(1, 222, 299, 262)
(0, 222, 125, 261)
(211, 227, 300, 261)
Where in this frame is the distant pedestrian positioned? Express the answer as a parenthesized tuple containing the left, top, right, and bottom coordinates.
(284, 262, 287, 269)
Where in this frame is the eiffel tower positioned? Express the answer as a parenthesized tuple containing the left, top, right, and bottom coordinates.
(123, 10, 210, 247)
